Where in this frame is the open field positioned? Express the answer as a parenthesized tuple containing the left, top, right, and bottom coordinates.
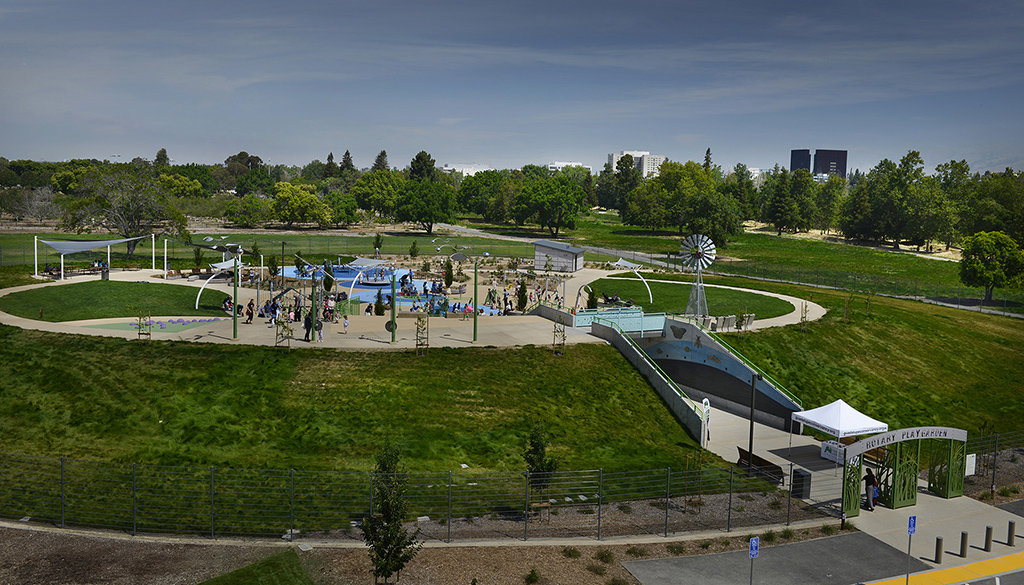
(0, 280, 230, 321)
(588, 277, 794, 318)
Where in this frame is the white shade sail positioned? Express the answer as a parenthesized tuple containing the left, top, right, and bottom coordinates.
(40, 236, 148, 256)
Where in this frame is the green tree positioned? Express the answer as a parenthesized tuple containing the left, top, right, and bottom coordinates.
(341, 150, 356, 172)
(529, 176, 586, 235)
(517, 280, 528, 311)
(443, 257, 454, 288)
(959, 231, 1024, 301)
(683, 189, 741, 246)
(763, 166, 800, 235)
(325, 152, 339, 178)
(224, 193, 272, 228)
(154, 148, 170, 168)
(524, 423, 558, 493)
(350, 170, 406, 218)
(272, 182, 331, 228)
(789, 169, 818, 232)
(622, 181, 668, 231)
(409, 151, 437, 183)
(235, 167, 274, 197)
(814, 174, 845, 234)
(614, 155, 643, 211)
(361, 442, 422, 583)
(395, 181, 455, 235)
(158, 174, 204, 198)
(324, 190, 358, 226)
(409, 240, 419, 258)
(372, 150, 390, 172)
(55, 162, 184, 258)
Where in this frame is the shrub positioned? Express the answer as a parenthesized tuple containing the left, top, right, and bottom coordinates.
(667, 542, 686, 555)
(626, 546, 648, 558)
(719, 538, 731, 547)
(562, 547, 581, 559)
(699, 540, 713, 549)
(586, 565, 607, 576)
(761, 529, 777, 543)
(525, 567, 539, 584)
(844, 520, 857, 531)
(780, 527, 795, 540)
(618, 503, 633, 514)
(594, 550, 614, 564)
(820, 524, 838, 536)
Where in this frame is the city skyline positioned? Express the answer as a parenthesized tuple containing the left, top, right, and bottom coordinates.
(1, 0, 1022, 175)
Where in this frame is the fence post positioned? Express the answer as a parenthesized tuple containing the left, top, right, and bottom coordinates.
(991, 434, 999, 500)
(524, 470, 529, 541)
(598, 469, 603, 541)
(210, 467, 215, 539)
(665, 467, 671, 537)
(289, 469, 295, 540)
(59, 457, 65, 528)
(132, 463, 137, 536)
(727, 467, 734, 532)
(447, 471, 452, 543)
(787, 462, 793, 526)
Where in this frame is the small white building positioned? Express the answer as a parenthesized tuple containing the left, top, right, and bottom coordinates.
(533, 240, 586, 273)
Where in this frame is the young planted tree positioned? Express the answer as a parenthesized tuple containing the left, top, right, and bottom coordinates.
(443, 258, 454, 288)
(524, 423, 558, 494)
(517, 280, 528, 312)
(362, 442, 422, 584)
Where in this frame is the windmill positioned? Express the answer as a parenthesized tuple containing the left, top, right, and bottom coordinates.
(681, 234, 716, 317)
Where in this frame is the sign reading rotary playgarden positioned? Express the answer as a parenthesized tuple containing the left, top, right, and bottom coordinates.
(846, 426, 968, 458)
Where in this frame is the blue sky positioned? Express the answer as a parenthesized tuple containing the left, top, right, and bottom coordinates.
(2, 0, 1022, 175)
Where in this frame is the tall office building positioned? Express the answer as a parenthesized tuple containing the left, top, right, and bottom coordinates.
(790, 149, 811, 173)
(813, 150, 847, 178)
(790, 148, 847, 179)
(608, 150, 666, 178)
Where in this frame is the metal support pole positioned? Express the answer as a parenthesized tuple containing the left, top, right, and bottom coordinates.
(369, 471, 374, 516)
(727, 467, 734, 532)
(473, 262, 478, 343)
(447, 471, 452, 543)
(665, 467, 671, 537)
(151, 233, 155, 270)
(232, 256, 239, 341)
(960, 531, 969, 558)
(289, 469, 295, 541)
(787, 462, 794, 526)
(210, 467, 215, 539)
(390, 271, 397, 345)
(935, 537, 943, 564)
(991, 434, 999, 500)
(60, 457, 65, 528)
(747, 373, 761, 476)
(598, 469, 603, 541)
(132, 463, 137, 536)
(524, 470, 529, 541)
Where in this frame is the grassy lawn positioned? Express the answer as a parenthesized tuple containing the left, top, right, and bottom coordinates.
(0, 280, 229, 321)
(709, 276, 1024, 435)
(200, 550, 314, 585)
(589, 277, 794, 319)
(0, 329, 704, 472)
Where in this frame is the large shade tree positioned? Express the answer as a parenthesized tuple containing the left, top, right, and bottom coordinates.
(959, 231, 1024, 301)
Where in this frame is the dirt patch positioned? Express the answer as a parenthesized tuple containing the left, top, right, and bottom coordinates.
(742, 221, 962, 262)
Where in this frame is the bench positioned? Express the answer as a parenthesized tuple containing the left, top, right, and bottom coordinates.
(737, 447, 786, 485)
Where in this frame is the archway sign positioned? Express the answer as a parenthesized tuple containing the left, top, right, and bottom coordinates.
(840, 427, 968, 519)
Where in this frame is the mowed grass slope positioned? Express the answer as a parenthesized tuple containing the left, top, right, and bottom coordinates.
(0, 280, 229, 321)
(715, 277, 1024, 434)
(589, 277, 795, 318)
(0, 326, 704, 472)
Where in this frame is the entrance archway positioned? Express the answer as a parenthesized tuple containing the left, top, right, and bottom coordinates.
(840, 427, 967, 518)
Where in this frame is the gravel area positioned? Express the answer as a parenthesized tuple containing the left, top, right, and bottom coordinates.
(1, 521, 846, 585)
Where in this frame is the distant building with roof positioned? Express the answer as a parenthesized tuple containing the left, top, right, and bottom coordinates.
(533, 240, 585, 273)
(440, 163, 495, 177)
(608, 150, 666, 178)
(790, 149, 847, 179)
(547, 161, 592, 173)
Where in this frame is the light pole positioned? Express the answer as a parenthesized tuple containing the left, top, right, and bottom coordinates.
(232, 254, 239, 340)
(747, 372, 763, 475)
(436, 243, 488, 343)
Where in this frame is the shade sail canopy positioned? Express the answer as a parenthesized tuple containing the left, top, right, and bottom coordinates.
(40, 236, 147, 256)
(210, 258, 246, 271)
(345, 257, 390, 268)
(792, 399, 888, 438)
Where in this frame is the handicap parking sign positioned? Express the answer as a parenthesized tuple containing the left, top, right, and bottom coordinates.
(749, 536, 759, 558)
(908, 515, 916, 535)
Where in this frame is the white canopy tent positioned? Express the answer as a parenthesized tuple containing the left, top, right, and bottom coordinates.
(789, 399, 889, 462)
(792, 399, 889, 438)
(37, 235, 150, 280)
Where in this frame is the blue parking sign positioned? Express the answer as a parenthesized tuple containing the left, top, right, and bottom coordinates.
(908, 515, 916, 535)
(749, 536, 759, 558)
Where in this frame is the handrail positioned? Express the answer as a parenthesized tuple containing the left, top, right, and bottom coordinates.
(593, 317, 702, 415)
(672, 315, 803, 409)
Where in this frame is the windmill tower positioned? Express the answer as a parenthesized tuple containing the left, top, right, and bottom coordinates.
(681, 234, 716, 317)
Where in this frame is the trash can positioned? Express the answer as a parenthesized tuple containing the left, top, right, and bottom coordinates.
(791, 469, 811, 499)
(101, 268, 109, 281)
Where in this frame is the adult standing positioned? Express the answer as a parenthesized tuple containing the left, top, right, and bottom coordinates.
(303, 311, 313, 342)
(863, 468, 877, 511)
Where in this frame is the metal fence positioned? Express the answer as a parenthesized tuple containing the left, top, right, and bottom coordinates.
(0, 454, 841, 541)
(704, 258, 1024, 316)
(963, 430, 1024, 498)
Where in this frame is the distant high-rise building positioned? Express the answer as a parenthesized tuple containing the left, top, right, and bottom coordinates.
(790, 149, 847, 179)
(547, 161, 592, 173)
(790, 149, 811, 173)
(608, 150, 666, 177)
(813, 150, 847, 179)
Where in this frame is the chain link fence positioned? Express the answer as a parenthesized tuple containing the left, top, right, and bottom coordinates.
(0, 454, 841, 542)
(964, 430, 1024, 499)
